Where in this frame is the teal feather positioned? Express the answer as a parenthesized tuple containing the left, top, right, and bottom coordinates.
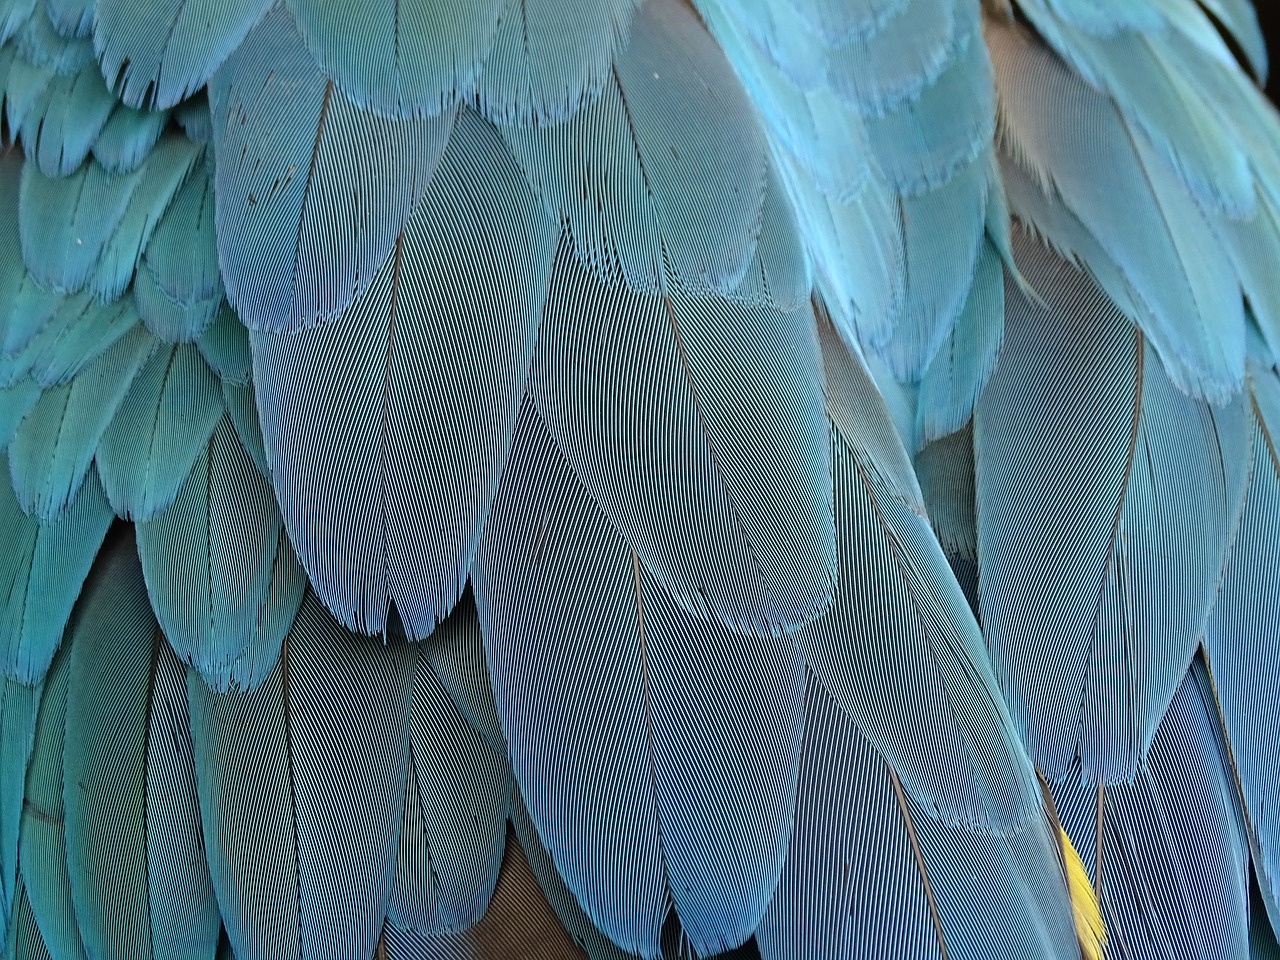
(501, 0, 768, 297)
(43, 0, 87, 38)
(18, 137, 201, 298)
(136, 415, 305, 692)
(389, 597, 511, 935)
(0, 453, 111, 683)
(284, 0, 502, 116)
(0, 0, 35, 44)
(3, 292, 140, 390)
(133, 266, 222, 345)
(0, 382, 39, 447)
(476, 0, 642, 124)
(473, 398, 804, 958)
(93, 0, 273, 109)
(1199, 0, 1267, 79)
(10, 875, 53, 960)
(175, 95, 211, 143)
(19, 635, 85, 960)
(250, 106, 556, 639)
(975, 224, 1250, 782)
(96, 343, 225, 521)
(62, 533, 221, 960)
(915, 235, 1004, 446)
(7, 322, 155, 520)
(195, 304, 251, 386)
(829, 0, 959, 116)
(988, 16, 1245, 402)
(18, 62, 116, 178)
(0, 676, 38, 935)
(220, 380, 268, 477)
(13, 4, 91, 75)
(143, 160, 220, 305)
(2, 54, 56, 136)
(529, 240, 833, 636)
(187, 591, 414, 960)
(92, 105, 170, 175)
(914, 425, 979, 609)
(210, 3, 456, 332)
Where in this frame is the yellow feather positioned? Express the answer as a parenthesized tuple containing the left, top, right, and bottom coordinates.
(1061, 825, 1106, 960)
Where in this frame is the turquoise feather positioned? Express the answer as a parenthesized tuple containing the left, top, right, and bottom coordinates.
(0, 675, 38, 936)
(91, 105, 170, 175)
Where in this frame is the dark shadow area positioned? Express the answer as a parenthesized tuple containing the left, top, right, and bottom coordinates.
(1262, 5, 1280, 102)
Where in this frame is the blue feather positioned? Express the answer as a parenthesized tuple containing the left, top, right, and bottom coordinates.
(91, 105, 170, 175)
(473, 398, 804, 958)
(758, 672, 1077, 960)
(187, 592, 413, 960)
(42, 0, 87, 38)
(1049, 660, 1249, 960)
(388, 596, 511, 935)
(529, 239, 833, 636)
(136, 415, 306, 692)
(251, 106, 555, 639)
(1204, 358, 1280, 932)
(93, 0, 272, 109)
(95, 343, 225, 521)
(195, 304, 251, 387)
(210, 3, 456, 333)
(975, 224, 1250, 782)
(13, 4, 90, 75)
(500, 0, 768, 297)
(0, 0, 35, 44)
(61, 532, 222, 960)
(0, 453, 111, 684)
(9, 874, 52, 960)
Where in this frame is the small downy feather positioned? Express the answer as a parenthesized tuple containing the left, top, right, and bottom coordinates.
(251, 106, 555, 639)
(61, 532, 222, 960)
(473, 398, 804, 959)
(209, 4, 456, 332)
(529, 238, 833, 637)
(136, 415, 306, 692)
(0, 451, 112, 684)
(975, 224, 1250, 782)
(187, 591, 414, 960)
(1204, 359, 1280, 930)
(93, 0, 274, 109)
(1048, 660, 1249, 960)
(95, 343, 225, 521)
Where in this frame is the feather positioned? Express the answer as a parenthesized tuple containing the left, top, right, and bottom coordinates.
(472, 399, 804, 958)
(61, 532, 222, 960)
(17, 61, 116, 178)
(43, 0, 87, 38)
(136, 415, 306, 692)
(1, 290, 140, 390)
(757, 672, 1078, 960)
(0, 676, 39, 934)
(914, 423, 979, 608)
(974, 224, 1250, 782)
(13, 5, 91, 75)
(0, 0, 36, 44)
(93, 0, 272, 109)
(501, 0, 768, 297)
(209, 4, 456, 333)
(96, 343, 225, 521)
(530, 239, 833, 636)
(18, 136, 201, 298)
(220, 379, 268, 477)
(251, 106, 555, 638)
(987, 16, 1244, 401)
(0, 381, 39, 448)
(0, 453, 112, 683)
(389, 596, 511, 935)
(1204, 360, 1280, 928)
(9, 875, 53, 960)
(476, 0, 642, 125)
(1198, 0, 1267, 80)
(195, 304, 251, 387)
(1049, 660, 1249, 960)
(7, 322, 155, 520)
(133, 266, 222, 346)
(92, 105, 170, 175)
(18, 612, 87, 960)
(915, 235, 1004, 446)
(186, 591, 414, 960)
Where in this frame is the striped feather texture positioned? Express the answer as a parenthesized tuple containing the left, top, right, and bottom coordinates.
(91, 103, 170, 175)
(1204, 358, 1280, 931)
(9, 874, 53, 960)
(135, 415, 306, 692)
(251, 105, 556, 639)
(209, 4, 456, 333)
(59, 533, 221, 960)
(93, 0, 273, 109)
(757, 672, 1078, 960)
(186, 591, 413, 960)
(473, 398, 804, 958)
(529, 239, 833, 637)
(500, 0, 768, 297)
(1049, 660, 1250, 960)
(388, 595, 512, 936)
(975, 224, 1250, 782)
(0, 452, 111, 684)
(0, 675, 38, 934)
